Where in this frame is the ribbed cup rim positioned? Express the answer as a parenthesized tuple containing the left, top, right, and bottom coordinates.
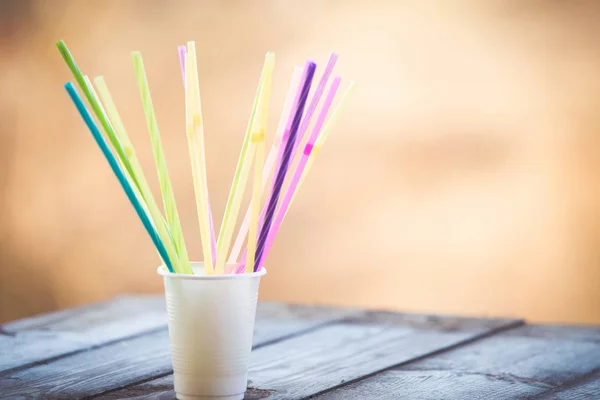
(157, 262, 266, 280)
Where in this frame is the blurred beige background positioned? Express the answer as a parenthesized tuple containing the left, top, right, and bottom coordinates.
(1, 0, 599, 324)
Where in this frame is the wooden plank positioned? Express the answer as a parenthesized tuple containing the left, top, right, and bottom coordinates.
(2, 296, 156, 333)
(312, 324, 600, 400)
(0, 303, 356, 399)
(534, 370, 600, 399)
(0, 296, 167, 372)
(99, 311, 521, 400)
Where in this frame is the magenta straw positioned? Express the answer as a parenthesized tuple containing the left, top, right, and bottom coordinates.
(236, 55, 338, 271)
(290, 54, 338, 164)
(254, 76, 341, 271)
(269, 54, 337, 205)
(234, 61, 311, 272)
(178, 45, 218, 264)
(250, 62, 316, 271)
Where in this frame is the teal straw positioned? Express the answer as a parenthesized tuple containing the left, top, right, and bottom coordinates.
(64, 82, 175, 273)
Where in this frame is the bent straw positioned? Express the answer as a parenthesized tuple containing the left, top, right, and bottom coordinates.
(245, 53, 275, 274)
(132, 52, 191, 273)
(56, 41, 139, 191)
(214, 56, 271, 274)
(65, 82, 175, 273)
(93, 76, 189, 274)
(253, 61, 316, 269)
(178, 46, 217, 265)
(228, 66, 302, 264)
(253, 78, 350, 271)
(184, 42, 215, 274)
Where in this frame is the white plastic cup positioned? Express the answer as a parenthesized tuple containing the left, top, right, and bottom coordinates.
(157, 262, 266, 400)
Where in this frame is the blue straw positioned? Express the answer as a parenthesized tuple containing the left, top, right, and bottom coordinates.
(64, 82, 175, 273)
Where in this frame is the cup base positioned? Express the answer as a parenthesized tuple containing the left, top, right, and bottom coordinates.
(176, 393, 244, 400)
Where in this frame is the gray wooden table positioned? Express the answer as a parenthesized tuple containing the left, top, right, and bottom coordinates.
(0, 296, 599, 399)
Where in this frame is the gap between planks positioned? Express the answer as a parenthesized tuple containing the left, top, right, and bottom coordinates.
(94, 313, 523, 400)
(300, 319, 525, 400)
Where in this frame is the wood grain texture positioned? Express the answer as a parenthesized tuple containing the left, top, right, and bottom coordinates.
(0, 296, 167, 372)
(534, 370, 600, 399)
(99, 311, 521, 399)
(313, 324, 600, 399)
(0, 301, 355, 399)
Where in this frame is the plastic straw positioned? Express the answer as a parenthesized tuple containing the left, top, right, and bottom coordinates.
(214, 56, 271, 274)
(228, 66, 302, 264)
(177, 45, 186, 81)
(289, 82, 356, 209)
(236, 55, 337, 266)
(272, 54, 337, 194)
(253, 61, 316, 269)
(56, 41, 139, 191)
(64, 82, 175, 273)
(132, 52, 191, 273)
(288, 54, 337, 164)
(93, 76, 190, 274)
(184, 42, 215, 274)
(234, 62, 310, 267)
(178, 45, 217, 267)
(245, 53, 275, 274)
(253, 79, 352, 271)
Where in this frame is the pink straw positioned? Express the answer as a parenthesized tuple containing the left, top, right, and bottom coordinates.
(227, 67, 303, 265)
(254, 76, 341, 270)
(178, 45, 218, 264)
(177, 45, 186, 81)
(235, 54, 338, 271)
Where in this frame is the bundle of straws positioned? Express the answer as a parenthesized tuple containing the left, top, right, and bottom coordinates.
(57, 40, 354, 275)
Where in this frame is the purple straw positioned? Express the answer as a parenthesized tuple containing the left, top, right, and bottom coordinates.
(236, 55, 338, 272)
(255, 76, 341, 271)
(253, 61, 317, 270)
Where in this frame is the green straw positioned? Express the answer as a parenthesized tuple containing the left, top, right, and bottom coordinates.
(93, 76, 190, 274)
(64, 81, 175, 273)
(56, 40, 139, 192)
(214, 61, 268, 274)
(131, 51, 190, 273)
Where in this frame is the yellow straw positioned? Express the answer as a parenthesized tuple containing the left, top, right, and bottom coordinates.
(84, 75, 146, 209)
(228, 66, 302, 264)
(131, 52, 191, 273)
(92, 76, 190, 274)
(184, 42, 214, 275)
(214, 55, 272, 274)
(245, 53, 275, 273)
(288, 82, 356, 211)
